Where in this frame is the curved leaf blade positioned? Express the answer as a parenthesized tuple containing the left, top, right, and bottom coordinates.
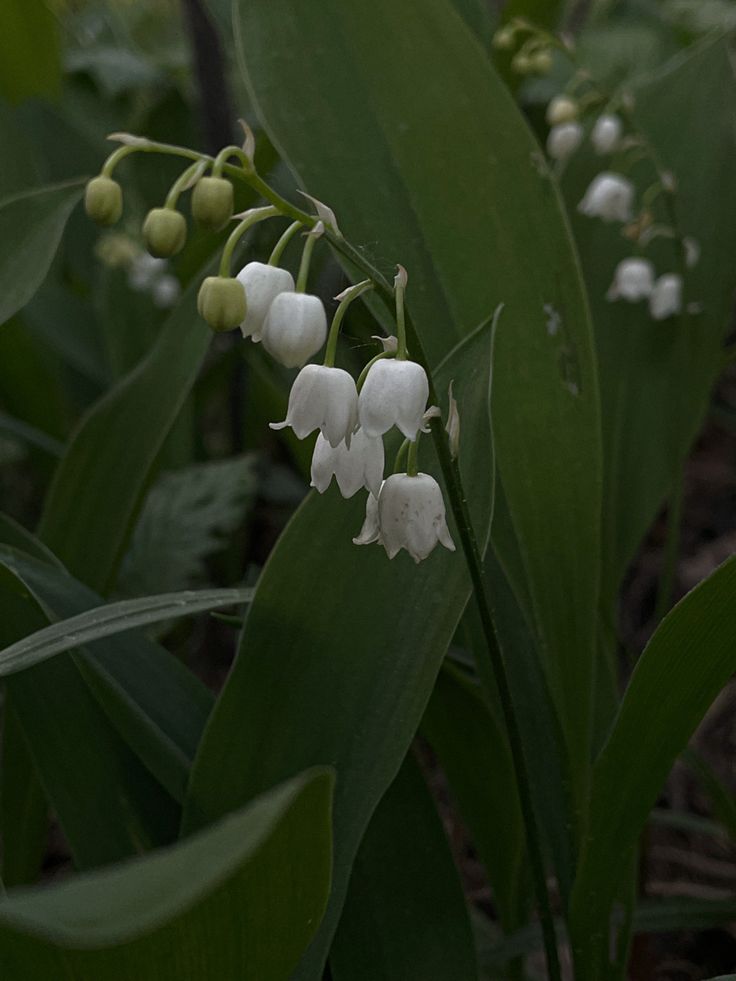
(37, 269, 212, 592)
(330, 753, 478, 981)
(570, 557, 736, 967)
(0, 769, 334, 981)
(0, 586, 253, 678)
(0, 543, 213, 804)
(0, 181, 82, 327)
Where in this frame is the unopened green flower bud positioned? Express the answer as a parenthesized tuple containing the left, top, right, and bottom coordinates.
(143, 208, 187, 258)
(197, 276, 246, 332)
(191, 176, 234, 231)
(546, 95, 579, 126)
(85, 176, 123, 226)
(492, 25, 515, 50)
(511, 51, 532, 75)
(531, 49, 553, 74)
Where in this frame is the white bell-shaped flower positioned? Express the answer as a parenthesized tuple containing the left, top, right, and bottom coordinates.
(311, 429, 384, 498)
(546, 95, 578, 126)
(578, 172, 634, 223)
(236, 261, 294, 342)
(649, 274, 683, 320)
(591, 114, 623, 155)
(270, 364, 357, 447)
(261, 292, 327, 368)
(353, 489, 382, 546)
(547, 122, 583, 161)
(606, 258, 655, 302)
(358, 359, 429, 440)
(377, 473, 455, 563)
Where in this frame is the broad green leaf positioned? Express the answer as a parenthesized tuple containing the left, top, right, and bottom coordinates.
(0, 566, 180, 870)
(234, 0, 600, 834)
(563, 38, 736, 600)
(0, 102, 39, 195)
(37, 266, 212, 592)
(330, 752, 478, 981)
(0, 586, 253, 678)
(0, 182, 83, 328)
(0, 769, 334, 981)
(422, 662, 528, 932)
(185, 316, 495, 978)
(0, 0, 61, 103)
(118, 456, 259, 597)
(569, 557, 736, 970)
(0, 699, 48, 888)
(0, 544, 213, 804)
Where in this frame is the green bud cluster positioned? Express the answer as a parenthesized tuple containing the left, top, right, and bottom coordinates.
(197, 276, 246, 332)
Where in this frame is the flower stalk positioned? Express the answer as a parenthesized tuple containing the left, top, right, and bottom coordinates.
(88, 135, 563, 978)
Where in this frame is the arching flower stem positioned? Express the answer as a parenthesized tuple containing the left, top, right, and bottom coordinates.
(218, 206, 280, 278)
(323, 280, 373, 368)
(164, 160, 209, 210)
(268, 220, 303, 266)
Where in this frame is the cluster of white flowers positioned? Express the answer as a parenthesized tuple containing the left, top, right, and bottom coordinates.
(546, 98, 624, 164)
(541, 90, 699, 322)
(606, 259, 685, 320)
(84, 144, 458, 564)
(235, 256, 455, 564)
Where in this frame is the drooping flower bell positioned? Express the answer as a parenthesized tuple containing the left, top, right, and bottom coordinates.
(353, 488, 382, 547)
(578, 173, 634, 223)
(649, 273, 682, 320)
(546, 95, 578, 126)
(236, 262, 295, 342)
(547, 122, 583, 161)
(261, 292, 327, 368)
(591, 114, 623, 155)
(358, 359, 429, 441)
(606, 258, 655, 302)
(376, 473, 455, 563)
(270, 363, 358, 447)
(311, 429, 384, 499)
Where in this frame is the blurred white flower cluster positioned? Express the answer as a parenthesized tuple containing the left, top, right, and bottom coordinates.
(128, 253, 182, 309)
(541, 89, 699, 322)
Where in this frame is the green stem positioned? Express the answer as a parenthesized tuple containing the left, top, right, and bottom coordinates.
(213, 144, 254, 177)
(654, 465, 684, 622)
(406, 438, 419, 477)
(356, 350, 395, 392)
(218, 206, 280, 277)
(296, 226, 321, 292)
(393, 439, 410, 474)
(97, 138, 562, 977)
(268, 220, 303, 266)
(395, 275, 408, 359)
(164, 160, 208, 210)
(323, 280, 373, 368)
(101, 144, 139, 177)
